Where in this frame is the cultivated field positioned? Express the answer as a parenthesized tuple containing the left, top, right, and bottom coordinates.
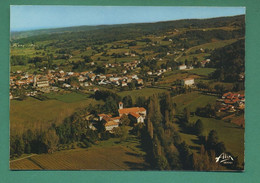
(10, 135, 148, 170)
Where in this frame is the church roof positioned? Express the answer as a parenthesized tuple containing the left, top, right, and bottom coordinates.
(118, 107, 146, 115)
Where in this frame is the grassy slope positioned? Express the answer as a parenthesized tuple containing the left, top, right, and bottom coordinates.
(10, 95, 100, 135)
(118, 87, 167, 102)
(173, 91, 218, 112)
(43, 92, 91, 103)
(185, 68, 216, 77)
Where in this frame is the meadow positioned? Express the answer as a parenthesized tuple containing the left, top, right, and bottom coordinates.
(173, 91, 218, 112)
(10, 94, 100, 135)
(118, 87, 167, 102)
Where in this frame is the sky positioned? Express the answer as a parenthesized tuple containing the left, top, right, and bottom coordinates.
(10, 6, 245, 31)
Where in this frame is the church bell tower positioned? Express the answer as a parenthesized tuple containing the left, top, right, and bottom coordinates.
(119, 102, 123, 109)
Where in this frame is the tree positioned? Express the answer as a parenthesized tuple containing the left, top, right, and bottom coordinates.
(113, 125, 128, 142)
(68, 76, 80, 87)
(183, 107, 190, 123)
(136, 96, 147, 107)
(42, 129, 59, 153)
(194, 119, 204, 135)
(94, 66, 107, 74)
(82, 55, 92, 63)
(160, 92, 175, 123)
(13, 135, 25, 156)
(157, 155, 170, 170)
(120, 126, 128, 142)
(148, 95, 162, 127)
(102, 96, 118, 115)
(207, 130, 219, 150)
(147, 118, 154, 139)
(215, 142, 226, 156)
(122, 95, 133, 108)
(120, 114, 130, 126)
(214, 84, 225, 94)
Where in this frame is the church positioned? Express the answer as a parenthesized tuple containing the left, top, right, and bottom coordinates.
(118, 102, 146, 123)
(98, 102, 147, 132)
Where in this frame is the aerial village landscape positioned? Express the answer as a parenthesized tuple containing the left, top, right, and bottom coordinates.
(9, 7, 245, 171)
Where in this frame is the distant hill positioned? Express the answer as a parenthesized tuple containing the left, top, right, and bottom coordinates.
(11, 14, 245, 41)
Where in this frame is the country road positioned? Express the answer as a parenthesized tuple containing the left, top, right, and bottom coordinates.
(10, 154, 36, 163)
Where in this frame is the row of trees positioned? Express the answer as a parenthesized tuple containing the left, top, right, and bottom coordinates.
(143, 93, 183, 170)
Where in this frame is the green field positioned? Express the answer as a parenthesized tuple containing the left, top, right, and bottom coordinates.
(118, 87, 167, 101)
(10, 96, 100, 135)
(44, 92, 91, 103)
(186, 68, 216, 77)
(178, 38, 240, 63)
(10, 134, 147, 170)
(173, 91, 218, 112)
(186, 39, 240, 54)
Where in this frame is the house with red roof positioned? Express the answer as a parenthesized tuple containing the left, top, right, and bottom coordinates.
(118, 102, 146, 123)
(97, 102, 146, 132)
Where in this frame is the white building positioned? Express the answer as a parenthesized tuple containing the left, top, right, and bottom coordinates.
(181, 78, 195, 86)
(178, 65, 187, 70)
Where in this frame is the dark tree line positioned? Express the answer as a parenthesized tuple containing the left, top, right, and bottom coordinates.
(209, 39, 245, 82)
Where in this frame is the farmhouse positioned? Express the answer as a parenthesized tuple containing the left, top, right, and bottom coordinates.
(104, 121, 119, 131)
(201, 59, 211, 67)
(128, 112, 145, 123)
(178, 64, 187, 70)
(181, 78, 195, 86)
(98, 114, 120, 132)
(137, 79, 144, 85)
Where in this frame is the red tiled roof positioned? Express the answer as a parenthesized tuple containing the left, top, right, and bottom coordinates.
(111, 116, 121, 120)
(102, 116, 113, 122)
(223, 92, 232, 97)
(98, 114, 106, 117)
(105, 121, 119, 126)
(129, 112, 140, 118)
(118, 107, 146, 115)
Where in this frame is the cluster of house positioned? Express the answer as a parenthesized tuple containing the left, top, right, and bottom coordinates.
(200, 59, 211, 67)
(177, 59, 211, 70)
(9, 63, 145, 97)
(97, 102, 146, 132)
(104, 60, 139, 70)
(178, 64, 194, 70)
(217, 92, 245, 112)
(147, 67, 172, 77)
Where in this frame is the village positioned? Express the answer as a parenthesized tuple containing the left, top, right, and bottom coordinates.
(9, 10, 246, 171)
(9, 57, 204, 99)
(9, 56, 245, 134)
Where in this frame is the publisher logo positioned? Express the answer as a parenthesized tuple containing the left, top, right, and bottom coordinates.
(215, 153, 234, 165)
